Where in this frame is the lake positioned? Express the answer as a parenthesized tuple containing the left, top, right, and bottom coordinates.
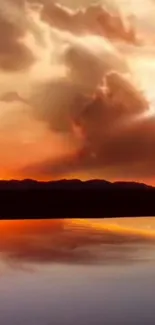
(0, 218, 155, 325)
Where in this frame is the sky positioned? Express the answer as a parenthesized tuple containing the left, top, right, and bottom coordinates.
(1, 0, 155, 183)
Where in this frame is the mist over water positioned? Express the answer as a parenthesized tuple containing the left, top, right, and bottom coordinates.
(0, 218, 155, 325)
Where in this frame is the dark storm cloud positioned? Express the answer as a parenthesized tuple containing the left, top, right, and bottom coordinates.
(22, 72, 151, 179)
(22, 38, 129, 134)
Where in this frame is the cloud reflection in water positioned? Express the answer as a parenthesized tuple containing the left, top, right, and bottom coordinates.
(0, 219, 155, 267)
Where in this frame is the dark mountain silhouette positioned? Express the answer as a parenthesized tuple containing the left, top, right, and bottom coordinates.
(0, 178, 154, 219)
(0, 178, 152, 190)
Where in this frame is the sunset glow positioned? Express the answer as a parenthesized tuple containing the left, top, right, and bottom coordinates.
(0, 218, 155, 266)
(0, 0, 155, 183)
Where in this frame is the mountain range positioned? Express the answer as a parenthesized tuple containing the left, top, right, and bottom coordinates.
(0, 178, 152, 190)
(0, 179, 154, 219)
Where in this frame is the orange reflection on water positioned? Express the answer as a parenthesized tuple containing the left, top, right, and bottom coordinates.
(0, 218, 155, 266)
(69, 219, 155, 238)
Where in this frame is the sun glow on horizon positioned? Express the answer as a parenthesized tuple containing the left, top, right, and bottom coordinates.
(1, 219, 155, 246)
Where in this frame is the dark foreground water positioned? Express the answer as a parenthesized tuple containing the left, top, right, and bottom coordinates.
(0, 218, 155, 325)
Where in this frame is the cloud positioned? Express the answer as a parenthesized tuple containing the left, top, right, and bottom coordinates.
(0, 1, 35, 71)
(0, 0, 155, 181)
(22, 71, 151, 179)
(20, 32, 129, 134)
(0, 91, 28, 103)
(40, 2, 138, 44)
(0, 219, 154, 266)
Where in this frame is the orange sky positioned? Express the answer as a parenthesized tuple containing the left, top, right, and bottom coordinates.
(1, 0, 155, 183)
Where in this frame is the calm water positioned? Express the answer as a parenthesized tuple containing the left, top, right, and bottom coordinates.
(0, 218, 155, 325)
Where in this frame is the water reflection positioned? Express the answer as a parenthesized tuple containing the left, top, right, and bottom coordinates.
(0, 218, 155, 266)
(0, 219, 155, 325)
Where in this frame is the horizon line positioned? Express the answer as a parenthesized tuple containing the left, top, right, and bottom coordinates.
(0, 178, 152, 187)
